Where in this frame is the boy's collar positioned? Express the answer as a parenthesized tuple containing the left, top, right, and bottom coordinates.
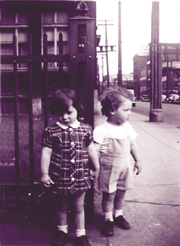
(56, 120, 80, 129)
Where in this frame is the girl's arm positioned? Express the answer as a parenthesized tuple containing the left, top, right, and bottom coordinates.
(93, 142, 101, 159)
(87, 142, 100, 178)
(130, 140, 142, 175)
(40, 146, 54, 186)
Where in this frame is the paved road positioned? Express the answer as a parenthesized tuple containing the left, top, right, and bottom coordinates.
(1, 111, 180, 246)
(132, 101, 180, 128)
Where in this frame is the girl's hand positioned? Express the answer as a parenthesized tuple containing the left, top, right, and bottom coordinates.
(134, 160, 142, 175)
(90, 169, 99, 180)
(41, 174, 55, 187)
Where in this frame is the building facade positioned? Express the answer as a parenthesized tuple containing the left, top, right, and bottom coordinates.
(0, 0, 97, 122)
(133, 43, 180, 100)
(133, 54, 148, 100)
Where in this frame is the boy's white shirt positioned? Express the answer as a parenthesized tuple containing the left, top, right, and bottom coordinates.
(93, 121, 138, 153)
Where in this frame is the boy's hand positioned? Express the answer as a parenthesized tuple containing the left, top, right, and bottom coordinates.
(41, 174, 55, 187)
(134, 160, 142, 175)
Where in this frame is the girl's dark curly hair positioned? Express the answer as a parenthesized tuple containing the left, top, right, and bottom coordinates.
(101, 86, 134, 117)
(49, 88, 84, 115)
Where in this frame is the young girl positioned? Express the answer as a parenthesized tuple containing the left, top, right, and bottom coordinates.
(40, 88, 99, 246)
(93, 86, 141, 237)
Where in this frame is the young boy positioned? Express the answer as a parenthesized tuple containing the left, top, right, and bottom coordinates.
(93, 86, 141, 237)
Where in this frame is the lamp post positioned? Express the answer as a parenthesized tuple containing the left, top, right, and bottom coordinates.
(149, 1, 163, 122)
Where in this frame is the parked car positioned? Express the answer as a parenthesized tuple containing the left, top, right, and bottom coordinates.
(162, 95, 166, 103)
(165, 94, 179, 103)
(141, 95, 150, 102)
(171, 94, 180, 103)
(127, 89, 136, 107)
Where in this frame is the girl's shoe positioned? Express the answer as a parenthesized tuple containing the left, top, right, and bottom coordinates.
(75, 235, 91, 246)
(102, 219, 114, 237)
(114, 215, 130, 229)
(52, 231, 68, 246)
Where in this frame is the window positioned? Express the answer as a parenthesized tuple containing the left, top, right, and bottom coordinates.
(168, 54, 177, 61)
(161, 54, 166, 61)
(41, 11, 69, 71)
(0, 9, 29, 71)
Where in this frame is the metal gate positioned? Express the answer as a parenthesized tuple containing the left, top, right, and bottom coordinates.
(0, 11, 95, 222)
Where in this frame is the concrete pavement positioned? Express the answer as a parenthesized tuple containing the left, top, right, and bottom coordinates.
(1, 110, 180, 246)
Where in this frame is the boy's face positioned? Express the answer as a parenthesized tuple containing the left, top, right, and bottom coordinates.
(57, 102, 77, 126)
(111, 98, 132, 125)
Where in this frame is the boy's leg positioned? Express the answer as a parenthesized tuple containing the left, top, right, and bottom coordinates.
(101, 192, 115, 237)
(102, 191, 115, 221)
(114, 190, 130, 229)
(114, 189, 126, 212)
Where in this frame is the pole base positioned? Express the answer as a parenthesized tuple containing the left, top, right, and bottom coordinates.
(149, 109, 163, 122)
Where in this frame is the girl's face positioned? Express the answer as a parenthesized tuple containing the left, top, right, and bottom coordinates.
(57, 103, 77, 126)
(109, 98, 132, 125)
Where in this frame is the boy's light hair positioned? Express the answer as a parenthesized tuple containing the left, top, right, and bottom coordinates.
(101, 86, 133, 117)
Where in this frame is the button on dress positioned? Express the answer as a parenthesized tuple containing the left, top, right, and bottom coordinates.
(41, 121, 93, 195)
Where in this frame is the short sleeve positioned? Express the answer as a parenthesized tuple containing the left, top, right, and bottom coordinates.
(125, 122, 138, 141)
(41, 127, 53, 149)
(93, 125, 105, 145)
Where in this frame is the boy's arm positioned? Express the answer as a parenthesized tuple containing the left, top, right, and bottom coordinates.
(130, 140, 142, 175)
(40, 146, 54, 185)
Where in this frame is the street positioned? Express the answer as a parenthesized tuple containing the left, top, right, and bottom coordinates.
(132, 101, 180, 128)
(2, 111, 180, 246)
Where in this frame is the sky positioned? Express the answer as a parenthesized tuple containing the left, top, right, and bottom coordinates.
(96, 0, 180, 77)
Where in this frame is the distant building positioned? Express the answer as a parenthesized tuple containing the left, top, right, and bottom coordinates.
(122, 73, 134, 89)
(133, 43, 180, 100)
(133, 54, 148, 100)
(102, 73, 134, 91)
(160, 43, 180, 97)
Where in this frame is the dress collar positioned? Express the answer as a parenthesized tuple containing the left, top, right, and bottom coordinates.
(56, 120, 80, 129)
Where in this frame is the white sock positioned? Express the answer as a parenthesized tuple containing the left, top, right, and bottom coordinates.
(76, 228, 86, 237)
(104, 211, 113, 222)
(114, 209, 123, 218)
(57, 225, 68, 234)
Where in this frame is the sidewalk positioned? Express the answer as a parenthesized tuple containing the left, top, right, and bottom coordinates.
(1, 111, 180, 246)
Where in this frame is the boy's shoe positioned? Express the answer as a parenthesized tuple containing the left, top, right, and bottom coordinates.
(102, 219, 114, 237)
(114, 215, 130, 229)
(74, 235, 91, 246)
(51, 231, 68, 246)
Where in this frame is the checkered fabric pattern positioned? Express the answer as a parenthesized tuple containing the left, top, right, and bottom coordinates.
(41, 122, 93, 195)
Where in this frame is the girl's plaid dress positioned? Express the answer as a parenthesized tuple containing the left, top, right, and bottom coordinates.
(41, 120, 93, 196)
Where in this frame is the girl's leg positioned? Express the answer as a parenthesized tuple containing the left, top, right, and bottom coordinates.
(72, 192, 92, 245)
(57, 195, 69, 231)
(52, 195, 69, 246)
(71, 191, 86, 230)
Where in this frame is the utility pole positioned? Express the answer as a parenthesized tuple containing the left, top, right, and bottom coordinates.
(149, 1, 163, 122)
(98, 20, 114, 87)
(102, 54, 104, 84)
(105, 20, 110, 87)
(166, 54, 171, 98)
(118, 1, 122, 86)
(97, 46, 116, 90)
